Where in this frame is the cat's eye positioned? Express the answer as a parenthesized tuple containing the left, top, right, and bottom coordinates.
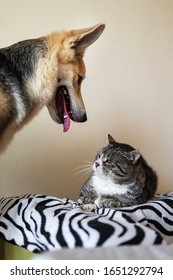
(104, 159, 112, 165)
(96, 154, 101, 159)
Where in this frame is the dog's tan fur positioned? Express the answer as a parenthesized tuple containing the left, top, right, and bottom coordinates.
(0, 24, 105, 153)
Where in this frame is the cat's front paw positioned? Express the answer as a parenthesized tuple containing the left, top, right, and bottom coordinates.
(81, 203, 97, 212)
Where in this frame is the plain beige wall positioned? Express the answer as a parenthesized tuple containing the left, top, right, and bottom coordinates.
(0, 0, 173, 199)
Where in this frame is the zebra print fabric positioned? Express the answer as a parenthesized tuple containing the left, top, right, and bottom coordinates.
(0, 193, 173, 253)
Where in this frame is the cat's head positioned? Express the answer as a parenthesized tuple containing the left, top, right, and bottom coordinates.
(93, 134, 141, 183)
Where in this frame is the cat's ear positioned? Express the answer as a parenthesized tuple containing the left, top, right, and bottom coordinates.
(129, 150, 141, 164)
(108, 134, 117, 144)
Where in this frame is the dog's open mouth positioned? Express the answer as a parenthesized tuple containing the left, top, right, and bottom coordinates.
(56, 86, 72, 132)
(47, 85, 87, 133)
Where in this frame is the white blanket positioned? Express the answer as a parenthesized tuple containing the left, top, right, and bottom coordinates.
(0, 193, 173, 253)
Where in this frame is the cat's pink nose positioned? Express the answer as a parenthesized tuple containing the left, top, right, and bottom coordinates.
(95, 161, 100, 168)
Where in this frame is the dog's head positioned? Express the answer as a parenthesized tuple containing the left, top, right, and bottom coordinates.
(47, 24, 105, 132)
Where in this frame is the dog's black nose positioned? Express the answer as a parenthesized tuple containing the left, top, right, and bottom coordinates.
(81, 113, 87, 122)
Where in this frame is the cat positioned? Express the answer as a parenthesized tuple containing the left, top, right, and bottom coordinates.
(79, 134, 158, 211)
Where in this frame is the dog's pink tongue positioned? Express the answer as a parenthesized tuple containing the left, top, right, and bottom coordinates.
(62, 95, 70, 132)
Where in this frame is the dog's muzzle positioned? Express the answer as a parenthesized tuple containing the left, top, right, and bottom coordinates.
(47, 86, 87, 132)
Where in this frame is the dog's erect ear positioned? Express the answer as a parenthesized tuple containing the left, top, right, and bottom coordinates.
(72, 24, 105, 50)
(54, 24, 105, 62)
(69, 23, 105, 58)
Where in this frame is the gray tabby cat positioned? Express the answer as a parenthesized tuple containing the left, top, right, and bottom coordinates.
(79, 134, 158, 211)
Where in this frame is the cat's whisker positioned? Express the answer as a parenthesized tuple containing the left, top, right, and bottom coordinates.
(73, 164, 92, 171)
(82, 160, 93, 165)
(73, 156, 94, 183)
(77, 169, 92, 180)
(74, 167, 92, 176)
(72, 163, 93, 180)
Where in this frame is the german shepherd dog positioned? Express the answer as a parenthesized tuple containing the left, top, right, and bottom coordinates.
(0, 24, 105, 153)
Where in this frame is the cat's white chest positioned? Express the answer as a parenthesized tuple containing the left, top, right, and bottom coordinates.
(92, 175, 129, 196)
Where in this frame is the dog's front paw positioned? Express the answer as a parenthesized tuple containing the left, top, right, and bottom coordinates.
(81, 203, 97, 212)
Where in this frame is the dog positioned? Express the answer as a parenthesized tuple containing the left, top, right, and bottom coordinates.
(0, 23, 105, 153)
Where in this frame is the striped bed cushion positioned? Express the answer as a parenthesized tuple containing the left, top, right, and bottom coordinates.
(0, 193, 173, 253)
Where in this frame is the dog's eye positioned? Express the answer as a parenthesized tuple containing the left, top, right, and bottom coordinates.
(77, 75, 83, 86)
